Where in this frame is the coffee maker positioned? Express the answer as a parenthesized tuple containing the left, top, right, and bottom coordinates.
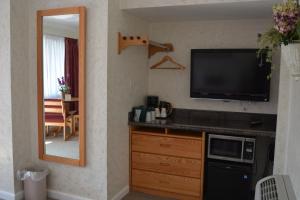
(146, 96, 173, 119)
(147, 96, 159, 108)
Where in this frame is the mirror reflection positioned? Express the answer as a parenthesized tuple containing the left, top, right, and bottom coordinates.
(43, 14, 80, 159)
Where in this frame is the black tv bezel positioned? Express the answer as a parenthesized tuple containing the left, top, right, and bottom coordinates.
(190, 49, 271, 102)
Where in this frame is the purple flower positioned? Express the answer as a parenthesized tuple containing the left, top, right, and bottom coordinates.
(57, 78, 62, 85)
(57, 76, 70, 94)
(57, 77, 66, 86)
(272, 4, 299, 36)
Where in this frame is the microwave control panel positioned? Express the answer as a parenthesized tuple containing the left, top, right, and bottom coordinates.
(243, 140, 255, 162)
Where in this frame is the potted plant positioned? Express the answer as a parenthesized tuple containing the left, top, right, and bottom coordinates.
(258, 0, 300, 80)
(57, 77, 71, 100)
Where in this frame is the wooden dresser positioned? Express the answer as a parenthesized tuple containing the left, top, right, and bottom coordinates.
(130, 126, 205, 200)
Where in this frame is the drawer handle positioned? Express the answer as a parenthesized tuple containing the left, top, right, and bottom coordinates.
(160, 144, 171, 148)
(159, 162, 170, 167)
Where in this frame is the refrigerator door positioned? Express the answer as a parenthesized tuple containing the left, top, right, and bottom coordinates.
(205, 160, 253, 200)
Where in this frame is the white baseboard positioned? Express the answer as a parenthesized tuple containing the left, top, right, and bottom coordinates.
(48, 189, 92, 200)
(0, 190, 23, 200)
(110, 185, 129, 200)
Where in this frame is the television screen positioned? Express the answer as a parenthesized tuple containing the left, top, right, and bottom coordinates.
(190, 49, 271, 101)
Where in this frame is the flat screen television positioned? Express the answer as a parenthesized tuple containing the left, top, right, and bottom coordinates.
(190, 49, 271, 101)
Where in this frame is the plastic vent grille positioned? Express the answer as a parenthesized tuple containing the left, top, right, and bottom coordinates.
(260, 177, 279, 200)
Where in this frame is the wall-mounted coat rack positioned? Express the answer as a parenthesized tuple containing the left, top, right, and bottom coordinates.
(118, 32, 174, 58)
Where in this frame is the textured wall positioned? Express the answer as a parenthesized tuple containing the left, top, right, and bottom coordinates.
(0, 0, 15, 194)
(10, 0, 32, 193)
(273, 53, 291, 174)
(28, 0, 108, 199)
(274, 47, 300, 199)
(285, 80, 300, 199)
(107, 0, 149, 199)
(148, 19, 279, 114)
(0, 1, 289, 199)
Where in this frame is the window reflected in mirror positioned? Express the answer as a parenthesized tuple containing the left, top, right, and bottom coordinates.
(43, 14, 80, 160)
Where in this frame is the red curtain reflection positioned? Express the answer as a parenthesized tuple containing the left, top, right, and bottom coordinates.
(65, 38, 79, 113)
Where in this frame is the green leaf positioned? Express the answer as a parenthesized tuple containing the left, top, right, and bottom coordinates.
(296, 20, 300, 37)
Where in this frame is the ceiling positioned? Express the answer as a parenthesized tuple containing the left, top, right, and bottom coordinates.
(122, 0, 281, 22)
(44, 14, 79, 29)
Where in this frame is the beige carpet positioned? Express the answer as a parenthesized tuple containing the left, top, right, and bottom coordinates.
(45, 135, 79, 159)
(123, 192, 174, 200)
(47, 192, 173, 200)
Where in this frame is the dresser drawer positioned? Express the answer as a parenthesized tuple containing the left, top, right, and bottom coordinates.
(132, 152, 201, 178)
(132, 134, 202, 159)
(132, 169, 201, 197)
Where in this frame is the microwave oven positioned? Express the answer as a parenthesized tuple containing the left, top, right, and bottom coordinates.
(208, 134, 256, 164)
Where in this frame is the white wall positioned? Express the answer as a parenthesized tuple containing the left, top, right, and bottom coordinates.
(274, 48, 300, 199)
(107, 0, 149, 199)
(28, 0, 108, 199)
(285, 80, 300, 199)
(0, 0, 32, 197)
(274, 54, 291, 174)
(10, 0, 32, 193)
(0, 1, 286, 199)
(148, 19, 279, 114)
(0, 0, 15, 195)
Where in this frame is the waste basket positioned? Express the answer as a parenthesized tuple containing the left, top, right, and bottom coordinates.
(17, 168, 49, 200)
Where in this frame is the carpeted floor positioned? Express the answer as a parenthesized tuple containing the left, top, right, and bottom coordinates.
(47, 192, 173, 200)
(45, 135, 79, 159)
(122, 192, 174, 200)
(48, 192, 172, 200)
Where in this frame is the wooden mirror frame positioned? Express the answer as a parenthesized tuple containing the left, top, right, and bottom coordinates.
(37, 7, 86, 166)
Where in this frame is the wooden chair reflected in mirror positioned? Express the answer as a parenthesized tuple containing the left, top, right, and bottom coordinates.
(44, 99, 73, 140)
(37, 7, 86, 166)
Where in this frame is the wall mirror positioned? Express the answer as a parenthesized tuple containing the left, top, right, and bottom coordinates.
(37, 7, 86, 166)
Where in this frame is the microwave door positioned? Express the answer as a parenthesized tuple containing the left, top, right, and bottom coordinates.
(208, 135, 244, 162)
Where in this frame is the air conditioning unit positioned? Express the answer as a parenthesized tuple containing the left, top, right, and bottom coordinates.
(255, 175, 297, 200)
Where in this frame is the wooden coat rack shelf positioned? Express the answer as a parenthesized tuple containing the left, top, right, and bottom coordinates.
(118, 32, 174, 58)
(148, 41, 173, 58)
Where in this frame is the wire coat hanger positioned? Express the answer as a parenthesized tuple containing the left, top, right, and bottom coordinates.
(150, 55, 186, 70)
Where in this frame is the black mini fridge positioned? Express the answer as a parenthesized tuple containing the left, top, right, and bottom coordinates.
(205, 160, 253, 200)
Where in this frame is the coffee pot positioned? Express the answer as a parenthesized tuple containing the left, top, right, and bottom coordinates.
(159, 101, 173, 118)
